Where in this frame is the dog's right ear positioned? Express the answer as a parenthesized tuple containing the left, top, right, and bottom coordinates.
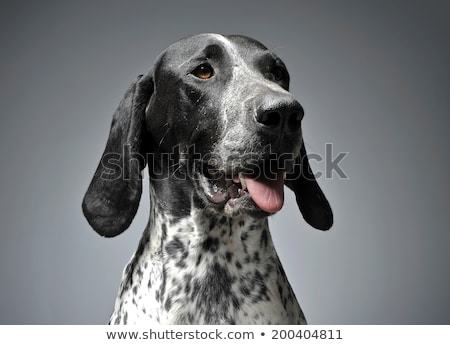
(82, 73, 154, 237)
(285, 144, 333, 230)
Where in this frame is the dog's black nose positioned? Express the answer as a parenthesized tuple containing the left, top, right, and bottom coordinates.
(255, 94, 304, 134)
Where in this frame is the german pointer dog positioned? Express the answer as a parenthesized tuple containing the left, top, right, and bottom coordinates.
(82, 33, 333, 324)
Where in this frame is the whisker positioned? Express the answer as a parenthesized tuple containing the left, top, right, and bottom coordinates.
(158, 123, 171, 147)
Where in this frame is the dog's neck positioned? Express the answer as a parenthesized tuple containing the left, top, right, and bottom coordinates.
(109, 185, 306, 324)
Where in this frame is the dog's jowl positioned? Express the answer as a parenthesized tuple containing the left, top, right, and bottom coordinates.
(82, 33, 333, 325)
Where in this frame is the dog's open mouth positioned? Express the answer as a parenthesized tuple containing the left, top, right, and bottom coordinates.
(200, 165, 286, 214)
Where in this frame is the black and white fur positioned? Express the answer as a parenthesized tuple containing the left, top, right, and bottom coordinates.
(82, 33, 333, 325)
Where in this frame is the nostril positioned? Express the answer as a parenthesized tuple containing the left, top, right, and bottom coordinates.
(287, 111, 303, 132)
(258, 111, 282, 128)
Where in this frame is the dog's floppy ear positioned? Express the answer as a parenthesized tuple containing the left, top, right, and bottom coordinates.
(285, 144, 333, 230)
(82, 73, 154, 237)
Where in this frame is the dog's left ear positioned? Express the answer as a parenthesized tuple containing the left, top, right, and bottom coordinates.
(82, 72, 154, 237)
(285, 144, 333, 230)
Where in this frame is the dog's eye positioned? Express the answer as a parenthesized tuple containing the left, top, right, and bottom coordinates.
(192, 63, 214, 79)
(271, 66, 286, 82)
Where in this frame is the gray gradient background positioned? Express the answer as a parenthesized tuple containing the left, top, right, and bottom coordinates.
(0, 0, 449, 324)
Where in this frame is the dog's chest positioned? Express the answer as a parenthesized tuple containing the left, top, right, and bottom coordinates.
(109, 213, 306, 325)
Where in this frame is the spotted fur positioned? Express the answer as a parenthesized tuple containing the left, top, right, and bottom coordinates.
(110, 188, 306, 324)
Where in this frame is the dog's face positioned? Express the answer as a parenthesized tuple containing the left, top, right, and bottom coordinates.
(146, 34, 304, 217)
(82, 33, 333, 237)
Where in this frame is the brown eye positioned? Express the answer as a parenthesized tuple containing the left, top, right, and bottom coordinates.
(272, 66, 285, 82)
(192, 63, 214, 79)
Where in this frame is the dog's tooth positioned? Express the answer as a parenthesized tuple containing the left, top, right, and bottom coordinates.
(239, 172, 247, 190)
(283, 171, 287, 180)
(212, 183, 221, 193)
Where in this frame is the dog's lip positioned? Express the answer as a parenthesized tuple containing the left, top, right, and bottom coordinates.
(200, 168, 249, 205)
(200, 164, 287, 213)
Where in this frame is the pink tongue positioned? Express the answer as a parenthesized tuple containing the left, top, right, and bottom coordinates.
(244, 171, 285, 213)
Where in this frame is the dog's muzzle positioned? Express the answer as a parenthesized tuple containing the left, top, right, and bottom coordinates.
(198, 93, 303, 216)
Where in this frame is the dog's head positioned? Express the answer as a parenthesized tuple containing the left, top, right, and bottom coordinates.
(82, 33, 333, 237)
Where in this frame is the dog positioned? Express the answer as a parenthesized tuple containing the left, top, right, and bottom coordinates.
(82, 33, 333, 324)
